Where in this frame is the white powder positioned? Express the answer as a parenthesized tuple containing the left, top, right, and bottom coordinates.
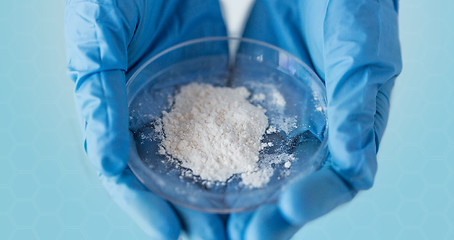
(160, 83, 268, 182)
(266, 125, 277, 134)
(241, 168, 274, 188)
(154, 83, 296, 188)
(251, 93, 266, 102)
(245, 82, 297, 134)
(271, 91, 286, 107)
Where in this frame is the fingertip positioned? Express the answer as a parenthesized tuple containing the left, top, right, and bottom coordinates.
(278, 179, 312, 226)
(142, 220, 181, 240)
(243, 205, 300, 240)
(278, 168, 356, 225)
(101, 131, 134, 176)
(173, 205, 226, 240)
(99, 155, 129, 176)
(228, 211, 254, 240)
(86, 128, 130, 176)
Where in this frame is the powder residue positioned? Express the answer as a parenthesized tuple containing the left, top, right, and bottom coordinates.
(241, 168, 274, 188)
(160, 83, 268, 182)
(271, 91, 286, 107)
(155, 83, 297, 188)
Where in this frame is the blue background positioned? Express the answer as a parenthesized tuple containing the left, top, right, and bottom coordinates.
(1, 0, 453, 239)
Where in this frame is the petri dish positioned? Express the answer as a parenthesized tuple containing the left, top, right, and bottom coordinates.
(126, 37, 328, 213)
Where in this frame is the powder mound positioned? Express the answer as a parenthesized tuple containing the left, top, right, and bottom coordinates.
(160, 83, 268, 182)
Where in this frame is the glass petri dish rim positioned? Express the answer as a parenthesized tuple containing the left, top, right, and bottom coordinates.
(126, 37, 325, 97)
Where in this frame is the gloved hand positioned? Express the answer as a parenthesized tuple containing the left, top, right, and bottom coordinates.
(228, 0, 402, 239)
(64, 0, 228, 239)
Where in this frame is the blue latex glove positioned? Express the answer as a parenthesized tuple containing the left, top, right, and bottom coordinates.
(228, 0, 402, 239)
(64, 0, 228, 239)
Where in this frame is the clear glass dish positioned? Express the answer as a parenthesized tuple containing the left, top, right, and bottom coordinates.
(126, 37, 328, 213)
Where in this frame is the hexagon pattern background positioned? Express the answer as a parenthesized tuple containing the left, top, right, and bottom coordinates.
(1, 0, 453, 239)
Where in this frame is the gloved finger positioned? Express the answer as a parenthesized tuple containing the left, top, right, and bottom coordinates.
(100, 168, 181, 240)
(228, 205, 299, 240)
(322, 0, 402, 190)
(227, 167, 357, 240)
(173, 205, 227, 240)
(77, 70, 130, 175)
(65, 1, 137, 176)
(278, 167, 356, 226)
(227, 210, 254, 240)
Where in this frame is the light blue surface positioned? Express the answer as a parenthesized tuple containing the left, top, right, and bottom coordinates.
(0, 0, 453, 239)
